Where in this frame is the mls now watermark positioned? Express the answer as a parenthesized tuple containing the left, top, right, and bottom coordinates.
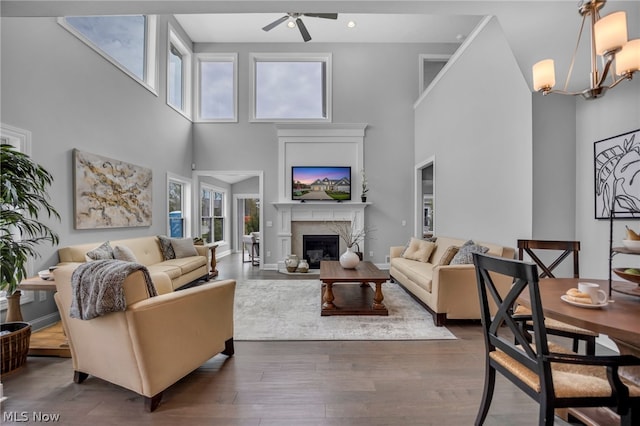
(3, 411, 61, 422)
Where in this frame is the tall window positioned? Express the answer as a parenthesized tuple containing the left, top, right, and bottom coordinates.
(167, 26, 192, 117)
(167, 174, 191, 238)
(60, 15, 157, 92)
(201, 186, 226, 244)
(250, 53, 332, 122)
(196, 53, 237, 122)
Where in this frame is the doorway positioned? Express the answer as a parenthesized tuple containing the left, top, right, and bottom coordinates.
(192, 170, 264, 268)
(415, 158, 435, 238)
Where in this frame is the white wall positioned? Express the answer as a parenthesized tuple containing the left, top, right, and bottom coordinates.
(576, 84, 640, 279)
(531, 93, 577, 240)
(414, 17, 532, 248)
(1, 17, 193, 321)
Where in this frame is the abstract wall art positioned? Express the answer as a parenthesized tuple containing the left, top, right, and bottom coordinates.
(594, 128, 640, 219)
(73, 149, 152, 229)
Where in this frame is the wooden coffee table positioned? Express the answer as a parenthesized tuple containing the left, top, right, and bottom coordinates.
(319, 261, 390, 316)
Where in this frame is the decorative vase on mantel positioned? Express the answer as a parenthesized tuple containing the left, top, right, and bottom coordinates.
(340, 246, 361, 269)
(361, 196, 367, 203)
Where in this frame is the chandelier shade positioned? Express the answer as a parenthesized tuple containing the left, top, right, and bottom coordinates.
(531, 0, 639, 100)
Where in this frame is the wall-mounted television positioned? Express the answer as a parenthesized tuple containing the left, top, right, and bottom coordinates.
(292, 166, 351, 201)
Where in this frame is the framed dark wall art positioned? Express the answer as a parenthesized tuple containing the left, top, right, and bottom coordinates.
(73, 149, 153, 229)
(594, 128, 640, 219)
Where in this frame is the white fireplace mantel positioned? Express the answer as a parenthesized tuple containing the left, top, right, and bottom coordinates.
(273, 124, 369, 267)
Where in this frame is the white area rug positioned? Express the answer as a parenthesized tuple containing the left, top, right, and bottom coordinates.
(233, 279, 456, 341)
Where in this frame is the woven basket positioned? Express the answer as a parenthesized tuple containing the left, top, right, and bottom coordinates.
(1, 322, 31, 375)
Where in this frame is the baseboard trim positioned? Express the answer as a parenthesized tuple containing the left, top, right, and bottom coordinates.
(29, 311, 61, 332)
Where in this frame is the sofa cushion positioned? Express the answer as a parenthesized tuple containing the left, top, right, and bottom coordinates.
(86, 241, 114, 261)
(159, 256, 207, 275)
(157, 235, 176, 260)
(402, 238, 436, 263)
(402, 260, 435, 292)
(451, 240, 489, 265)
(113, 245, 138, 263)
(171, 238, 198, 258)
(147, 264, 182, 280)
(438, 246, 460, 266)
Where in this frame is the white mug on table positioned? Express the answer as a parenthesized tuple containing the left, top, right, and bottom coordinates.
(578, 282, 607, 304)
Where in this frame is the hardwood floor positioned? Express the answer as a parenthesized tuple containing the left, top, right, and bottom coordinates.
(1, 253, 577, 425)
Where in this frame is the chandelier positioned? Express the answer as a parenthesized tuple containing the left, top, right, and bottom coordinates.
(532, 0, 640, 100)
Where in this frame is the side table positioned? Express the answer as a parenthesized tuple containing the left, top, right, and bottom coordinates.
(18, 276, 71, 358)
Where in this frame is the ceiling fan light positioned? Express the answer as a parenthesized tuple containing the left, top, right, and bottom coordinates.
(532, 59, 555, 92)
(595, 11, 627, 56)
(615, 39, 640, 76)
(287, 20, 296, 29)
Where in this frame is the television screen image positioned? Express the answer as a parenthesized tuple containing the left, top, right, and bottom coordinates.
(292, 166, 351, 201)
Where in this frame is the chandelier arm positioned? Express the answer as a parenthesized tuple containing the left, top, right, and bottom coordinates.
(607, 73, 634, 90)
(596, 55, 615, 88)
(563, 14, 588, 92)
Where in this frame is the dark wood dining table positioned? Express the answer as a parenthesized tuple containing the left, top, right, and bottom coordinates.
(519, 278, 640, 425)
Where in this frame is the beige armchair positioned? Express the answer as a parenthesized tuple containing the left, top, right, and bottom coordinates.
(53, 264, 235, 412)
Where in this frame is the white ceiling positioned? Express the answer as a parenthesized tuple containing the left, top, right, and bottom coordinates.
(174, 13, 482, 43)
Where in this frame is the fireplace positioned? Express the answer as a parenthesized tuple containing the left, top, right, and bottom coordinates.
(303, 235, 339, 269)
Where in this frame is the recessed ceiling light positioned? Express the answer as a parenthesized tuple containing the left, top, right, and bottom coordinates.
(347, 20, 356, 29)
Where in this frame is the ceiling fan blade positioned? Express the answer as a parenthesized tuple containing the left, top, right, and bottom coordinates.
(262, 15, 289, 32)
(303, 13, 338, 20)
(296, 18, 311, 42)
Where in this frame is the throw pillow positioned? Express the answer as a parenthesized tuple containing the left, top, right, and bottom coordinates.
(171, 237, 198, 258)
(402, 238, 436, 263)
(113, 245, 138, 263)
(438, 246, 460, 266)
(450, 240, 489, 265)
(157, 235, 176, 260)
(401, 236, 436, 257)
(86, 241, 114, 261)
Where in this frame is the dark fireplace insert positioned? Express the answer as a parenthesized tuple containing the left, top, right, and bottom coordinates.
(302, 234, 339, 269)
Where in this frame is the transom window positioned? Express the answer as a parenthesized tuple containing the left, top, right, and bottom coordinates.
(250, 53, 332, 122)
(167, 25, 192, 117)
(196, 53, 238, 122)
(60, 15, 157, 93)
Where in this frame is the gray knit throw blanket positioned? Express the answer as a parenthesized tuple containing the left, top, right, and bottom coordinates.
(70, 259, 157, 320)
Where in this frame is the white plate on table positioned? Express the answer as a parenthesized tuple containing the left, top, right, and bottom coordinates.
(560, 295, 607, 309)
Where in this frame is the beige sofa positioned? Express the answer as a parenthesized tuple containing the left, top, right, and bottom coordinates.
(390, 236, 515, 326)
(53, 264, 235, 411)
(57, 236, 210, 293)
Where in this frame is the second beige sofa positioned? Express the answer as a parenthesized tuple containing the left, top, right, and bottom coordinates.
(390, 236, 515, 326)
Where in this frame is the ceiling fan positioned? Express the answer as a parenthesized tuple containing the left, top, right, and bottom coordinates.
(262, 13, 338, 42)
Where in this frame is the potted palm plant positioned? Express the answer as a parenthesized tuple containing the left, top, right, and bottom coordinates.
(1, 143, 60, 373)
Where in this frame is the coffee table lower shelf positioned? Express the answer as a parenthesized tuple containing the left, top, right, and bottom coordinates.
(321, 283, 388, 316)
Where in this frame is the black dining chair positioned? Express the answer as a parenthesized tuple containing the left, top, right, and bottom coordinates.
(515, 239, 597, 355)
(472, 252, 640, 426)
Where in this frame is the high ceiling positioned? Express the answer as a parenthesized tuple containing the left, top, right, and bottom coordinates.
(174, 13, 482, 44)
